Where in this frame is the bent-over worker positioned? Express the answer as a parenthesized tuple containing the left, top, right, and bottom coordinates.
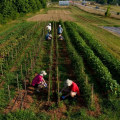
(45, 33, 52, 40)
(60, 79, 80, 100)
(32, 71, 47, 92)
(58, 34, 64, 40)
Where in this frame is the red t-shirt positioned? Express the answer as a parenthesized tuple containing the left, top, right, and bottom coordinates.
(70, 82, 80, 96)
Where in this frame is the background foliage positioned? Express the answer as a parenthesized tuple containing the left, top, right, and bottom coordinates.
(0, 0, 46, 24)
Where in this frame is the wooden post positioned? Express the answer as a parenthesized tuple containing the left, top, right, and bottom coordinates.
(21, 65, 23, 80)
(8, 85, 11, 100)
(20, 91, 22, 107)
(1, 65, 3, 75)
(57, 66, 60, 104)
(16, 49, 17, 58)
(17, 74, 19, 92)
(30, 52, 32, 59)
(86, 76, 88, 85)
(12, 49, 13, 62)
(24, 79, 26, 91)
(7, 52, 9, 65)
(48, 73, 50, 102)
(91, 84, 94, 104)
(25, 61, 27, 76)
(3, 51, 5, 58)
(31, 59, 32, 70)
(27, 68, 29, 80)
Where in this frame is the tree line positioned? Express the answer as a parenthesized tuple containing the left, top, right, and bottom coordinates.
(0, 0, 46, 24)
(51, 0, 120, 5)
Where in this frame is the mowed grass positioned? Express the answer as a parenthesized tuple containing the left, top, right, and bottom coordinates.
(69, 6, 120, 60)
(71, 6, 120, 25)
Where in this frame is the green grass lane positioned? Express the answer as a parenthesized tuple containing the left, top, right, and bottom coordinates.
(71, 6, 120, 25)
(76, 22, 120, 60)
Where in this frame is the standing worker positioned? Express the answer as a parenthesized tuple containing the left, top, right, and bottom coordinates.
(32, 71, 47, 92)
(58, 25, 63, 35)
(60, 79, 80, 100)
(46, 23, 52, 33)
(58, 25, 64, 40)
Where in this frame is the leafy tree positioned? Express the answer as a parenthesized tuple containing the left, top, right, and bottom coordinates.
(39, 0, 47, 8)
(105, 6, 111, 17)
(96, 0, 107, 4)
(108, 0, 118, 4)
(2, 1, 17, 18)
(28, 0, 38, 12)
(0, 0, 47, 24)
(35, 0, 42, 10)
(14, 0, 31, 13)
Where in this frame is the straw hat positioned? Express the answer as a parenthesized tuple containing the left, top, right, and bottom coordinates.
(40, 71, 47, 76)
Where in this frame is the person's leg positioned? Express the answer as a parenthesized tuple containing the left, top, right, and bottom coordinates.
(70, 91, 77, 97)
(34, 84, 40, 92)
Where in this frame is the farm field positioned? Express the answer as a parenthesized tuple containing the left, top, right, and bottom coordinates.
(74, 1, 120, 19)
(0, 3, 120, 120)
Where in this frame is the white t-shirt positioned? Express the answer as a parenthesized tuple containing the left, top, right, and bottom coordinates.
(46, 25, 51, 31)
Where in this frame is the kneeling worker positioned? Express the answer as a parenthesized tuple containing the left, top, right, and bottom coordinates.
(45, 33, 52, 40)
(60, 79, 80, 99)
(32, 71, 47, 92)
(58, 34, 64, 40)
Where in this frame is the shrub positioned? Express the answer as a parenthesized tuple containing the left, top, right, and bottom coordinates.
(105, 6, 111, 17)
(60, 21, 92, 107)
(64, 21, 120, 97)
(117, 12, 120, 15)
(0, 14, 6, 24)
(70, 22, 120, 84)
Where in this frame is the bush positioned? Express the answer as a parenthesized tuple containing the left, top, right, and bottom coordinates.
(117, 12, 120, 15)
(14, 0, 31, 13)
(60, 21, 92, 107)
(70, 22, 120, 84)
(36, 0, 42, 10)
(105, 6, 111, 17)
(28, 0, 38, 12)
(0, 14, 6, 24)
(0, 0, 46, 24)
(64, 21, 120, 97)
(40, 0, 47, 8)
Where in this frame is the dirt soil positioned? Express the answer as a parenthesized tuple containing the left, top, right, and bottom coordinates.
(27, 10, 74, 22)
(4, 80, 34, 113)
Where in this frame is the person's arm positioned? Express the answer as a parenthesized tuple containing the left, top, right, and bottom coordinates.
(60, 86, 67, 93)
(64, 93, 70, 98)
(61, 92, 70, 99)
(42, 78, 46, 84)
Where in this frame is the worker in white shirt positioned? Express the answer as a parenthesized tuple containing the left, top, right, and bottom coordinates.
(46, 23, 51, 33)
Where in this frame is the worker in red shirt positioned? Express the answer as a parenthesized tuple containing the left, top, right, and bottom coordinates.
(60, 79, 80, 100)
